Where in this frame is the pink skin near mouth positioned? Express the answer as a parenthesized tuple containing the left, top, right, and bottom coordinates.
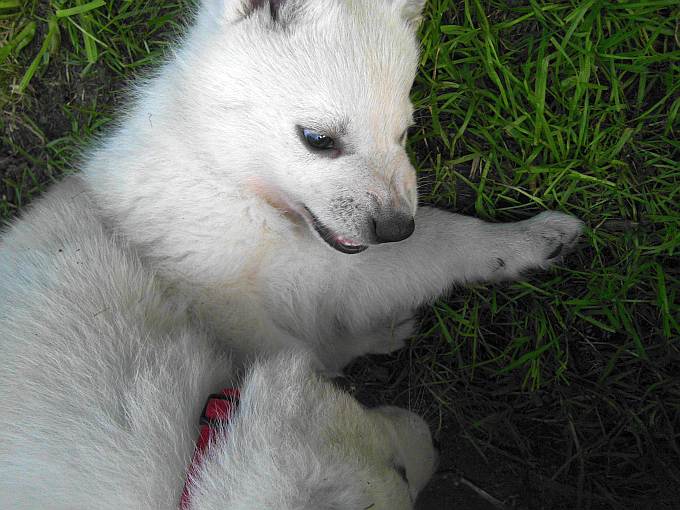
(245, 177, 365, 250)
(334, 235, 362, 247)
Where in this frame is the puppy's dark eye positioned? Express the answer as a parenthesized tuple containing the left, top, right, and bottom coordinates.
(302, 128, 335, 150)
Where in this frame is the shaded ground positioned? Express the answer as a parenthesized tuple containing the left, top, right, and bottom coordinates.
(346, 326, 680, 509)
(2, 1, 679, 509)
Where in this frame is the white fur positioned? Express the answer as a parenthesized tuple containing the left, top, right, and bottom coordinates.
(0, 177, 436, 508)
(1, 0, 582, 507)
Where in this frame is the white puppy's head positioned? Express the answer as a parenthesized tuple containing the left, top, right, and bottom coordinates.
(184, 354, 437, 509)
(178, 0, 425, 254)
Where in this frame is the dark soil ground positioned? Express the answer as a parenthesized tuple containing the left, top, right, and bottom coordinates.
(345, 331, 680, 509)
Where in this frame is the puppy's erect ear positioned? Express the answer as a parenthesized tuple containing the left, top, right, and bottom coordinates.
(394, 0, 426, 29)
(202, 0, 292, 24)
(243, 0, 287, 20)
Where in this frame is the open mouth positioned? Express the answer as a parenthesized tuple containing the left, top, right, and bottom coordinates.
(303, 207, 368, 255)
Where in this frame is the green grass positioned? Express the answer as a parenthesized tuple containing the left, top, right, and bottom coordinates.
(412, 0, 680, 379)
(2, 0, 679, 507)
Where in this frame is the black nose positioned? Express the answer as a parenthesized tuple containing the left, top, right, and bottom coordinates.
(373, 211, 415, 243)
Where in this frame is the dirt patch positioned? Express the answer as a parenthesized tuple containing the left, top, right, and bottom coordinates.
(343, 320, 680, 510)
(1, 24, 122, 218)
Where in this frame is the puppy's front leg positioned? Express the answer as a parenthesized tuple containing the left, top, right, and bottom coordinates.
(266, 207, 583, 371)
(342, 207, 584, 329)
(409, 207, 585, 283)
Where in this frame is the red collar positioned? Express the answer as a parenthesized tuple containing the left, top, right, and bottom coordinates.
(180, 388, 240, 509)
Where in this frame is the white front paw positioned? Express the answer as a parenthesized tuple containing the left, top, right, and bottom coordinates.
(520, 211, 585, 270)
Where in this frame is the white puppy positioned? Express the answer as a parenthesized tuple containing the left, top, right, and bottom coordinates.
(0, 180, 436, 509)
(79, 0, 583, 372)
